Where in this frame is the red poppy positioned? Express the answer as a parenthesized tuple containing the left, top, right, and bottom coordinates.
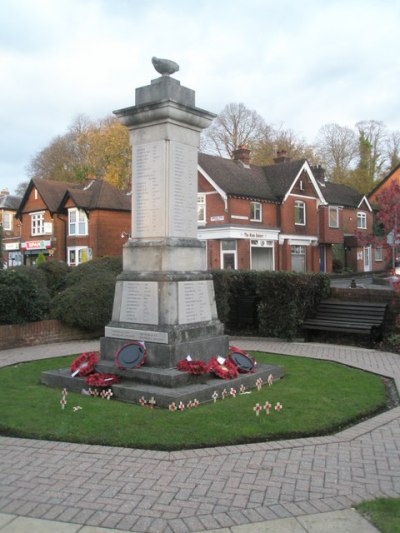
(70, 352, 99, 377)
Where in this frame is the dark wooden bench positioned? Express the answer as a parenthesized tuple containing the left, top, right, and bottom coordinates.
(303, 299, 388, 344)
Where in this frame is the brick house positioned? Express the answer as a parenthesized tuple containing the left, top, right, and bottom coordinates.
(197, 148, 379, 273)
(16, 178, 130, 266)
(368, 162, 400, 205)
(0, 189, 22, 268)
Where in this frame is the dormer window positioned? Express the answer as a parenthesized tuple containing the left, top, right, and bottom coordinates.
(250, 201, 262, 222)
(294, 201, 306, 225)
(68, 208, 88, 236)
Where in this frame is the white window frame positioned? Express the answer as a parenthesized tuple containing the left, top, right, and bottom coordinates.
(357, 211, 367, 229)
(220, 240, 237, 270)
(67, 246, 90, 266)
(31, 212, 45, 236)
(197, 193, 206, 225)
(328, 207, 339, 228)
(291, 245, 306, 272)
(375, 246, 383, 262)
(294, 201, 306, 226)
(68, 208, 88, 236)
(250, 201, 262, 222)
(2, 212, 12, 231)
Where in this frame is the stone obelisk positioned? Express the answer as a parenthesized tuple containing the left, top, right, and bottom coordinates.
(100, 58, 229, 368)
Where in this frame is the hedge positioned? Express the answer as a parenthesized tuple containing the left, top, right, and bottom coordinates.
(212, 270, 331, 339)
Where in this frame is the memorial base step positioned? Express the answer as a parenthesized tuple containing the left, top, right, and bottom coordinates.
(41, 363, 284, 408)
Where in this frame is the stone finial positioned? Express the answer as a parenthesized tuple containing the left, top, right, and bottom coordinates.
(151, 56, 179, 76)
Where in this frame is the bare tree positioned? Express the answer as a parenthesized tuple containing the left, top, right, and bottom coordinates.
(252, 125, 317, 166)
(201, 103, 268, 158)
(315, 123, 358, 183)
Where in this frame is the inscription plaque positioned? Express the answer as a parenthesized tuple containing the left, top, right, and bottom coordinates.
(168, 141, 198, 238)
(120, 282, 158, 325)
(105, 326, 168, 344)
(132, 142, 165, 238)
(178, 280, 212, 324)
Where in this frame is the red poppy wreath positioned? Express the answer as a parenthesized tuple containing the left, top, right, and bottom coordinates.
(85, 373, 120, 387)
(207, 356, 239, 380)
(70, 352, 99, 377)
(176, 359, 208, 375)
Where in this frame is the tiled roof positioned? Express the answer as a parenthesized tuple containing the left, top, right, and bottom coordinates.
(318, 180, 363, 208)
(33, 178, 81, 213)
(198, 152, 306, 202)
(63, 179, 131, 211)
(0, 195, 21, 210)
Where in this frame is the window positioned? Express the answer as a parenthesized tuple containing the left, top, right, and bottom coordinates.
(31, 212, 45, 235)
(375, 247, 383, 261)
(328, 207, 339, 228)
(294, 201, 306, 225)
(357, 211, 367, 229)
(68, 208, 88, 235)
(291, 245, 306, 272)
(68, 246, 90, 266)
(197, 193, 206, 224)
(2, 212, 11, 231)
(220, 240, 237, 270)
(250, 201, 262, 222)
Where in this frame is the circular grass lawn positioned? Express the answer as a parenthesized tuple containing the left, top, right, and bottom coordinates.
(0, 352, 390, 451)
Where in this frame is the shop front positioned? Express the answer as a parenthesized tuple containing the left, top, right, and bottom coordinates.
(21, 240, 52, 266)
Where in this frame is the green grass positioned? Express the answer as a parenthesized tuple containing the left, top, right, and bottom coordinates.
(0, 352, 388, 450)
(357, 498, 400, 533)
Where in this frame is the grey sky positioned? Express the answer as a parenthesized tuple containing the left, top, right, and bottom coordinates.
(1, 0, 399, 193)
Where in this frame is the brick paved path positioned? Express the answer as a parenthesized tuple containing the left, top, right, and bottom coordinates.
(0, 340, 399, 532)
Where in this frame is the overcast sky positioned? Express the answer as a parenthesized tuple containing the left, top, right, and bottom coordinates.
(1, 0, 399, 194)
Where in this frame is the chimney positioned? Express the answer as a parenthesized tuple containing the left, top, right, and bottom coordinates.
(0, 187, 9, 197)
(273, 149, 290, 164)
(232, 145, 251, 167)
(311, 165, 326, 181)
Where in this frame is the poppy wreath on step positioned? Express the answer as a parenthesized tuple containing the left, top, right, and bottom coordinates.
(176, 359, 208, 375)
(207, 356, 239, 380)
(85, 373, 120, 387)
(227, 346, 257, 373)
(70, 352, 99, 377)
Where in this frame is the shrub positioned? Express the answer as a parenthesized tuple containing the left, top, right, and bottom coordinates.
(51, 270, 117, 331)
(38, 260, 70, 297)
(35, 252, 47, 267)
(0, 268, 50, 324)
(64, 256, 122, 287)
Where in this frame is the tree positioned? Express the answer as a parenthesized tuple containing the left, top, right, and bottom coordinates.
(375, 181, 400, 269)
(315, 123, 358, 183)
(201, 103, 268, 158)
(385, 130, 400, 171)
(28, 115, 131, 189)
(351, 120, 387, 194)
(252, 125, 317, 166)
(14, 181, 29, 197)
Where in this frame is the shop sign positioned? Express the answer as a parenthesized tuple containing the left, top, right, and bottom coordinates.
(21, 240, 51, 251)
(210, 215, 225, 222)
(4, 242, 20, 251)
(242, 231, 268, 239)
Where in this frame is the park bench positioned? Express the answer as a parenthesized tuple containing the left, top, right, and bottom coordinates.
(303, 299, 388, 344)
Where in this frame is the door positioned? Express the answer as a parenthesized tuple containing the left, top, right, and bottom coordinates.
(364, 246, 371, 272)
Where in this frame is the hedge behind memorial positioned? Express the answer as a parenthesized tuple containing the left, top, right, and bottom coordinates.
(212, 270, 330, 339)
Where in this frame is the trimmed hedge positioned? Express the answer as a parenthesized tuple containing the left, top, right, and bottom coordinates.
(212, 270, 331, 339)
